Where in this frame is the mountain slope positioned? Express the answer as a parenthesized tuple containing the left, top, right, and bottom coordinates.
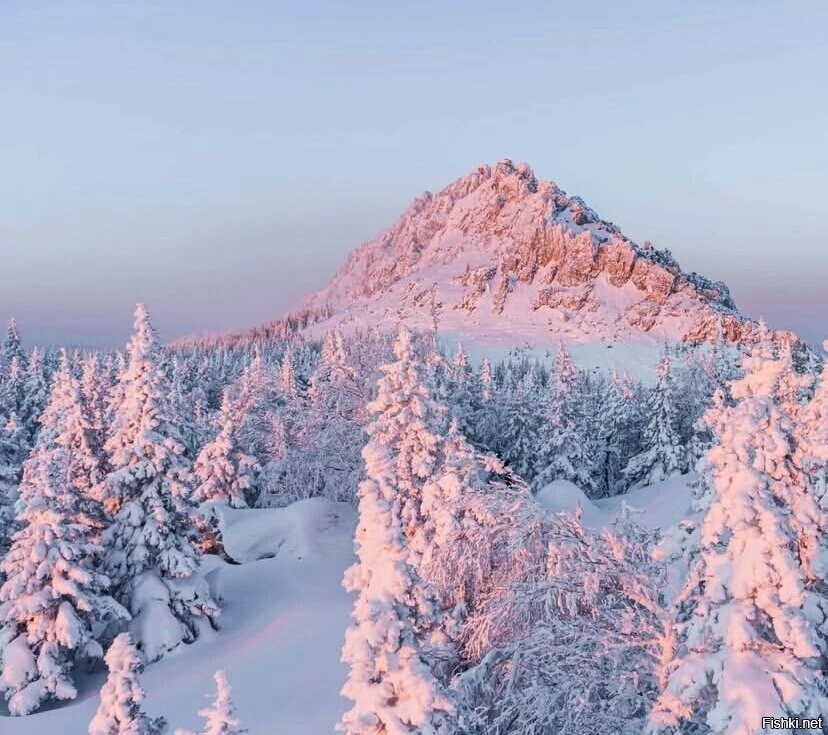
(302, 160, 771, 347)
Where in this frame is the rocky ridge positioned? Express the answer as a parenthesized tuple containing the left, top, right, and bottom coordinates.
(303, 160, 791, 347)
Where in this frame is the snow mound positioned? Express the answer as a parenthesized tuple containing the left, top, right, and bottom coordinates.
(594, 473, 696, 531)
(535, 474, 697, 532)
(221, 498, 354, 564)
(535, 479, 605, 527)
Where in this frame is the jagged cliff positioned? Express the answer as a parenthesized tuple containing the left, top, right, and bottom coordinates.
(303, 160, 780, 347)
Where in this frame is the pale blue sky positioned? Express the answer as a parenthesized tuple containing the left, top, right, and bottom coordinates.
(1, 0, 825, 346)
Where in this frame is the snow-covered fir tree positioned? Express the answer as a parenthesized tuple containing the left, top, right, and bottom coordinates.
(0, 355, 128, 716)
(797, 342, 827, 506)
(175, 670, 246, 735)
(444, 343, 478, 439)
(623, 355, 684, 488)
(339, 328, 454, 735)
(593, 371, 642, 496)
(0, 318, 27, 382)
(193, 387, 259, 555)
(88, 633, 166, 735)
(299, 329, 368, 504)
(97, 304, 218, 662)
(194, 387, 259, 510)
(533, 345, 595, 495)
(0, 413, 27, 564)
(492, 369, 545, 482)
(18, 347, 50, 447)
(80, 353, 110, 463)
(649, 338, 828, 734)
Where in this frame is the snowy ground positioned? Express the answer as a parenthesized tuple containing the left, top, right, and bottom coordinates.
(1, 478, 694, 734)
(1, 499, 357, 735)
(536, 474, 695, 530)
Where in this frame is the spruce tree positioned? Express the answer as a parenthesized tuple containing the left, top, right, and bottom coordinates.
(98, 304, 218, 662)
(88, 633, 166, 735)
(0, 413, 26, 563)
(194, 387, 258, 510)
(623, 356, 684, 488)
(798, 342, 827, 506)
(0, 355, 128, 716)
(0, 318, 26, 381)
(534, 345, 595, 494)
(80, 353, 110, 464)
(176, 670, 246, 735)
(649, 339, 828, 734)
(193, 388, 259, 554)
(338, 328, 453, 735)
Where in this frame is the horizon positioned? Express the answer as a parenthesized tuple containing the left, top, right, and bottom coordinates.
(2, 1, 826, 348)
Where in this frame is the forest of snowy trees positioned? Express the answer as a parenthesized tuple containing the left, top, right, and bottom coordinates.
(0, 304, 825, 734)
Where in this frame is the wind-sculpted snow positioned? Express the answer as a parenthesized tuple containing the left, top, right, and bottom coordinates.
(304, 160, 793, 349)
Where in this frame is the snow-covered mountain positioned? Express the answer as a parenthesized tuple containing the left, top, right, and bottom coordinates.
(301, 160, 778, 348)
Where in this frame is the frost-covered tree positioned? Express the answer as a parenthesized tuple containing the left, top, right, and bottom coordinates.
(592, 372, 642, 496)
(175, 670, 246, 735)
(623, 356, 684, 488)
(98, 304, 218, 662)
(339, 328, 454, 735)
(0, 318, 26, 381)
(0, 356, 128, 716)
(444, 343, 478, 439)
(80, 353, 110, 463)
(493, 370, 544, 482)
(194, 387, 259, 510)
(193, 387, 259, 554)
(295, 329, 367, 504)
(649, 339, 828, 734)
(19, 347, 50, 447)
(88, 633, 166, 735)
(457, 510, 666, 735)
(798, 342, 827, 505)
(0, 358, 28, 439)
(0, 414, 27, 562)
(478, 358, 493, 403)
(534, 346, 595, 494)
(418, 418, 542, 663)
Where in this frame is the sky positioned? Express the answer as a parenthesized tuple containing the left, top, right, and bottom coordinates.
(1, 0, 826, 348)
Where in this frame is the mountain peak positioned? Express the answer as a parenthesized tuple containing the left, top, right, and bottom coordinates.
(302, 161, 763, 348)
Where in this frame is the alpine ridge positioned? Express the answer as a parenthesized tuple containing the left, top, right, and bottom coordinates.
(301, 160, 786, 348)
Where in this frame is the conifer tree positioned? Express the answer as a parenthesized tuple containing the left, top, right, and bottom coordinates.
(339, 328, 454, 735)
(80, 353, 110, 464)
(0, 355, 128, 715)
(798, 342, 827, 506)
(623, 356, 684, 488)
(176, 670, 246, 735)
(0, 318, 26, 381)
(88, 633, 166, 735)
(495, 370, 544, 482)
(194, 387, 258, 510)
(649, 339, 828, 734)
(98, 304, 218, 662)
(478, 357, 494, 403)
(445, 343, 478, 439)
(534, 345, 595, 494)
(301, 329, 366, 503)
(0, 414, 27, 563)
(193, 388, 259, 553)
(19, 347, 50, 446)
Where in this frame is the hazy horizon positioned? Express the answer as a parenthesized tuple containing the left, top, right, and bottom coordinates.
(2, 1, 825, 348)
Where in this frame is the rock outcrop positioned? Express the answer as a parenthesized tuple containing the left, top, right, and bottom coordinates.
(301, 160, 794, 348)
